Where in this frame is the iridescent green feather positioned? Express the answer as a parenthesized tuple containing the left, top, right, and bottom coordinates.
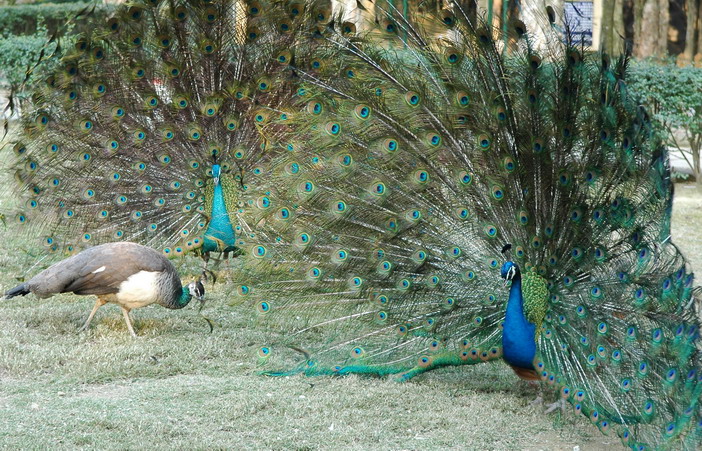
(521, 268, 548, 335)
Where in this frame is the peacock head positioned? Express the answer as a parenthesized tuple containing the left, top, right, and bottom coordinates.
(187, 281, 205, 302)
(500, 261, 520, 287)
(500, 243, 520, 286)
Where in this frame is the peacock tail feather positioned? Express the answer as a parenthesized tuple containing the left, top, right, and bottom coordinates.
(240, 3, 701, 449)
(6, 0, 325, 258)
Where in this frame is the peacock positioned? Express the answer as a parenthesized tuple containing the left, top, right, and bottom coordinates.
(5, 0, 329, 265)
(3, 242, 205, 337)
(241, 2, 702, 449)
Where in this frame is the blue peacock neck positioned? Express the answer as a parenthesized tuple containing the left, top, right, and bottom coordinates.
(502, 273, 538, 370)
(202, 164, 237, 253)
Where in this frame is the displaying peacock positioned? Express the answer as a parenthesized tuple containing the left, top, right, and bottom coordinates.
(6, 0, 329, 263)
(242, 2, 702, 449)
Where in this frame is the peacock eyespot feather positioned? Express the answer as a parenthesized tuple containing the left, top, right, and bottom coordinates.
(503, 157, 516, 172)
(445, 47, 461, 64)
(426, 132, 442, 147)
(491, 185, 504, 200)
(404, 92, 421, 106)
(458, 171, 473, 186)
(354, 104, 371, 120)
(382, 138, 398, 154)
(205, 7, 217, 22)
(517, 210, 529, 225)
(107, 17, 120, 31)
(325, 122, 340, 135)
(307, 267, 321, 279)
(413, 170, 429, 184)
(478, 134, 491, 149)
(296, 232, 311, 246)
(350, 347, 365, 358)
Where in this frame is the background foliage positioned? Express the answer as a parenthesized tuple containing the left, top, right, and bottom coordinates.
(628, 60, 702, 186)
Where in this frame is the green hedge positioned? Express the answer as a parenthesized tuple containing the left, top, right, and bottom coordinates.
(628, 60, 702, 183)
(0, 2, 103, 37)
(628, 60, 702, 137)
(0, 31, 52, 91)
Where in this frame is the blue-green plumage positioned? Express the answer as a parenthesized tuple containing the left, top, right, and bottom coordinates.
(203, 165, 237, 253)
(501, 262, 537, 371)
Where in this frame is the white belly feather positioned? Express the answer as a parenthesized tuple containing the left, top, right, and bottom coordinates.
(116, 271, 161, 309)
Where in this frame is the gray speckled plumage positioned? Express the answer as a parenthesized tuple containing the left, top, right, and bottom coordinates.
(4, 242, 204, 336)
(27, 242, 177, 301)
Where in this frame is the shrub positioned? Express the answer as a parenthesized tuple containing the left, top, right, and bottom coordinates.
(0, 2, 104, 37)
(628, 60, 702, 188)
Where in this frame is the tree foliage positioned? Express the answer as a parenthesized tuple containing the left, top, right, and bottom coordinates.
(628, 60, 702, 185)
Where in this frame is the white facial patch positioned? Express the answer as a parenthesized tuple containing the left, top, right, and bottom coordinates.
(507, 266, 516, 280)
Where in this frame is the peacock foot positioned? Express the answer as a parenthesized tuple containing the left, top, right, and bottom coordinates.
(543, 398, 566, 414)
(529, 395, 544, 407)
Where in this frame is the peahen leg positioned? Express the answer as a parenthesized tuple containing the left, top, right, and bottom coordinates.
(79, 298, 107, 332)
(120, 306, 137, 338)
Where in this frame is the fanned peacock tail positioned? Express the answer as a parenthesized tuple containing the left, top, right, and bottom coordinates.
(7, 0, 328, 258)
(240, 2, 701, 449)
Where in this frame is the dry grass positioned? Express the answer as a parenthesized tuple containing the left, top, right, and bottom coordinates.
(0, 170, 699, 449)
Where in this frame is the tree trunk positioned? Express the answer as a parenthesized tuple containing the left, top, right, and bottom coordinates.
(601, 0, 626, 55)
(633, 0, 669, 57)
(682, 0, 699, 61)
(692, 137, 702, 189)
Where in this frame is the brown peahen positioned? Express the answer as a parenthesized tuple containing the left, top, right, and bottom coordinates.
(5, 0, 327, 263)
(4, 242, 205, 337)
(241, 2, 702, 449)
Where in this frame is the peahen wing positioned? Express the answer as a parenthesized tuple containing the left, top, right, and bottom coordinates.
(243, 2, 701, 448)
(7, 0, 325, 257)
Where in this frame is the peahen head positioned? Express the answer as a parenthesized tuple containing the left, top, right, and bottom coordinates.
(187, 281, 206, 302)
(500, 261, 520, 286)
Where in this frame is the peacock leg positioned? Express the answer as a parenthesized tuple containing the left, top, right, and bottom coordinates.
(79, 298, 107, 332)
(201, 252, 217, 284)
(544, 398, 566, 414)
(527, 381, 565, 413)
(527, 381, 543, 406)
(223, 251, 232, 281)
(120, 306, 137, 338)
